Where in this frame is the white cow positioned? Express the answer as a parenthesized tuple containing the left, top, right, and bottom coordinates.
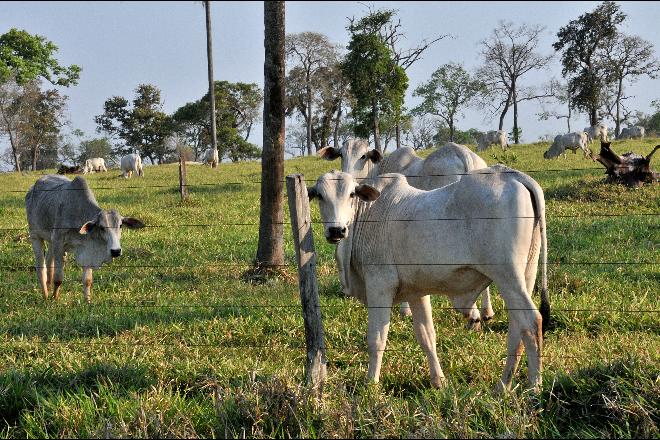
(120, 153, 143, 178)
(202, 148, 219, 167)
(618, 126, 645, 139)
(307, 168, 549, 391)
(25, 175, 144, 302)
(543, 132, 591, 159)
(584, 123, 608, 143)
(318, 139, 494, 326)
(82, 158, 107, 174)
(477, 130, 508, 152)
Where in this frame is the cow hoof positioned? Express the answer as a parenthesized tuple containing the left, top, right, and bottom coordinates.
(481, 311, 495, 322)
(466, 317, 482, 332)
(431, 376, 447, 389)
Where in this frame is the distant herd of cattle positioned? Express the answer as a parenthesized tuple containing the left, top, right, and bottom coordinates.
(24, 123, 646, 392)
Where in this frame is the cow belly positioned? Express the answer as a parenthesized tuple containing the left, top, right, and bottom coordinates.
(397, 265, 490, 298)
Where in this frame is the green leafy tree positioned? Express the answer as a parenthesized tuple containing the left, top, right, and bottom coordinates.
(0, 28, 80, 171)
(553, 1, 626, 126)
(342, 12, 408, 152)
(172, 80, 262, 162)
(413, 63, 486, 142)
(78, 137, 113, 165)
(95, 84, 174, 165)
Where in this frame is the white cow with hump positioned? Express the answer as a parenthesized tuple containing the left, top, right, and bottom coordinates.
(307, 168, 549, 391)
(120, 153, 143, 178)
(318, 139, 494, 328)
(82, 158, 107, 174)
(584, 123, 608, 143)
(477, 130, 508, 152)
(25, 175, 145, 303)
(543, 132, 591, 159)
(202, 148, 219, 167)
(618, 126, 645, 139)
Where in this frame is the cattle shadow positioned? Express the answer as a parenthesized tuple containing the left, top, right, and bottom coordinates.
(0, 362, 156, 425)
(0, 302, 259, 341)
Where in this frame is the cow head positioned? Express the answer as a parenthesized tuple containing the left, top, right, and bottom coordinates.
(317, 138, 382, 179)
(308, 171, 380, 244)
(77, 210, 145, 266)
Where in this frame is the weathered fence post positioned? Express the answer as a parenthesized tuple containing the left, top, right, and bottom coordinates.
(286, 174, 327, 387)
(179, 151, 188, 201)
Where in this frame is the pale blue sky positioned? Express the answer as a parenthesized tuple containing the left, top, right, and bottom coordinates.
(2, 1, 660, 160)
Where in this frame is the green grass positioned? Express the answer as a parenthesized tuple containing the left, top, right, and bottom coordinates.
(0, 139, 658, 438)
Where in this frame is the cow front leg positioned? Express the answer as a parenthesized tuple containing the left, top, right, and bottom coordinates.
(51, 240, 65, 300)
(30, 238, 48, 300)
(409, 295, 446, 388)
(366, 294, 394, 385)
(480, 287, 495, 321)
(82, 267, 93, 303)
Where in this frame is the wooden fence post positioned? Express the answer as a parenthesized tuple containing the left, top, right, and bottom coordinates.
(286, 174, 327, 387)
(179, 151, 188, 201)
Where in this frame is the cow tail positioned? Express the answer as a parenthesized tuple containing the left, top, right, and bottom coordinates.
(516, 170, 550, 335)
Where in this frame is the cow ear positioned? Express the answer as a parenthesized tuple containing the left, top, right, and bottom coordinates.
(366, 149, 382, 163)
(121, 217, 146, 229)
(307, 186, 318, 200)
(355, 184, 380, 202)
(79, 221, 95, 235)
(318, 146, 341, 161)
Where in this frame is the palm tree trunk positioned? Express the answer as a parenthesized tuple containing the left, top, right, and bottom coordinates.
(256, 0, 285, 268)
(205, 1, 219, 168)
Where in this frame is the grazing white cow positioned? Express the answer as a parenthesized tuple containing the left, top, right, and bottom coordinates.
(318, 139, 494, 325)
(584, 123, 608, 143)
(25, 175, 145, 302)
(543, 132, 591, 159)
(477, 130, 508, 152)
(82, 158, 107, 174)
(202, 148, 219, 167)
(618, 126, 645, 139)
(120, 153, 143, 178)
(308, 169, 549, 391)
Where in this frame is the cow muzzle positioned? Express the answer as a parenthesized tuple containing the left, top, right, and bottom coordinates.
(111, 248, 122, 258)
(326, 226, 347, 244)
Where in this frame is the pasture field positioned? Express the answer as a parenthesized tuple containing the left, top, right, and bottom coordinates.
(0, 139, 658, 438)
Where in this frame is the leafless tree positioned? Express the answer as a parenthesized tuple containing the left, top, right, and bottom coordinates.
(601, 34, 659, 137)
(286, 32, 337, 155)
(406, 116, 436, 151)
(255, 0, 285, 270)
(478, 21, 553, 143)
(537, 78, 573, 133)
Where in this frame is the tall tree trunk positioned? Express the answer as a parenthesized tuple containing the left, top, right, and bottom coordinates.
(306, 81, 312, 156)
(256, 0, 285, 268)
(372, 98, 381, 152)
(205, 1, 219, 168)
(395, 122, 401, 149)
(449, 118, 454, 142)
(512, 82, 520, 144)
(333, 103, 341, 147)
(498, 89, 512, 131)
(615, 77, 623, 138)
(32, 145, 38, 171)
(8, 131, 21, 172)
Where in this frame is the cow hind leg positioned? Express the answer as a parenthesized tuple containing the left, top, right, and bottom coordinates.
(449, 291, 482, 331)
(408, 295, 445, 388)
(496, 277, 543, 392)
(30, 238, 48, 299)
(51, 240, 65, 300)
(46, 246, 55, 289)
(480, 286, 495, 321)
(399, 301, 412, 318)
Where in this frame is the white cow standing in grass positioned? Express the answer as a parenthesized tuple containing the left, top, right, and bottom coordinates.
(307, 168, 549, 391)
(25, 175, 145, 303)
(318, 138, 495, 328)
(618, 126, 646, 139)
(82, 158, 107, 174)
(584, 123, 608, 143)
(543, 132, 591, 159)
(477, 130, 508, 152)
(202, 148, 219, 167)
(120, 153, 143, 178)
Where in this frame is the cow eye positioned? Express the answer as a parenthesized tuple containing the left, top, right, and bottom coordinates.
(360, 155, 366, 160)
(349, 192, 355, 198)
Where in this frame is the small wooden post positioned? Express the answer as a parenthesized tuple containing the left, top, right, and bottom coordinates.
(179, 151, 188, 201)
(286, 174, 327, 387)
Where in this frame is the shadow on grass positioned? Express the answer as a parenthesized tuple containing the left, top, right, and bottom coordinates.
(0, 303, 258, 341)
(540, 358, 659, 438)
(0, 362, 156, 426)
